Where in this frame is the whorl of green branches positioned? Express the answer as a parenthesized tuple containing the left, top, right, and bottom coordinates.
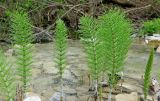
(10, 11, 33, 92)
(0, 50, 15, 101)
(98, 9, 132, 86)
(144, 48, 154, 101)
(55, 19, 67, 79)
(79, 16, 102, 80)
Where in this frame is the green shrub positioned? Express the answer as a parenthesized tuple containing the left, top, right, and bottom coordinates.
(79, 15, 103, 99)
(98, 9, 132, 100)
(0, 50, 16, 101)
(10, 11, 33, 92)
(144, 48, 154, 101)
(140, 18, 160, 36)
(54, 19, 68, 100)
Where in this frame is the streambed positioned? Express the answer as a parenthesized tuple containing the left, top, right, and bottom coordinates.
(1, 39, 160, 101)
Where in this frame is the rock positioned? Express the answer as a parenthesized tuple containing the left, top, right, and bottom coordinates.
(150, 76, 160, 94)
(115, 92, 139, 101)
(117, 82, 143, 94)
(54, 86, 77, 96)
(23, 92, 41, 101)
(50, 92, 66, 101)
(140, 95, 153, 101)
(156, 46, 160, 53)
(145, 35, 160, 48)
(63, 86, 77, 96)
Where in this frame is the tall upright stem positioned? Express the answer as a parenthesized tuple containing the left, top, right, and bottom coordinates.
(108, 85, 112, 101)
(60, 77, 63, 101)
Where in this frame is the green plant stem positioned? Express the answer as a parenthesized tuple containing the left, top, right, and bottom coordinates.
(108, 85, 113, 101)
(144, 48, 154, 101)
(0, 50, 15, 101)
(54, 19, 67, 101)
(60, 77, 63, 101)
(10, 11, 33, 92)
(99, 82, 103, 101)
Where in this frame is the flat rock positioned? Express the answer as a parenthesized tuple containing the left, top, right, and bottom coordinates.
(63, 86, 77, 96)
(145, 35, 160, 47)
(117, 82, 143, 94)
(115, 92, 139, 101)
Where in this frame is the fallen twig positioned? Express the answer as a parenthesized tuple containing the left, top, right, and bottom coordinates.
(125, 5, 151, 13)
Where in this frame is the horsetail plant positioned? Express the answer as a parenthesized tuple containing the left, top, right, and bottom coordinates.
(98, 9, 132, 101)
(79, 15, 103, 101)
(0, 50, 16, 101)
(10, 11, 33, 92)
(54, 19, 68, 101)
(144, 48, 154, 101)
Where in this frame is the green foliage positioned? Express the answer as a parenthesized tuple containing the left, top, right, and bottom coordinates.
(98, 9, 132, 86)
(54, 19, 67, 100)
(79, 16, 102, 80)
(140, 18, 160, 36)
(79, 15, 95, 40)
(10, 11, 33, 92)
(0, 50, 16, 101)
(144, 48, 154, 101)
(55, 19, 67, 79)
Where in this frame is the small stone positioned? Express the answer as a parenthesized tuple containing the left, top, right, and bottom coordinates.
(156, 46, 160, 53)
(23, 92, 41, 101)
(150, 77, 160, 93)
(99, 81, 108, 87)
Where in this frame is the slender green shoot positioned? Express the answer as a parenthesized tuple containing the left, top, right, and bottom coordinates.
(79, 15, 103, 100)
(98, 9, 132, 101)
(10, 11, 33, 92)
(54, 19, 68, 101)
(144, 48, 154, 101)
(0, 50, 16, 101)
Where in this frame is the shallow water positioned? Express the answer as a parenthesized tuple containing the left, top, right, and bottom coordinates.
(1, 39, 160, 100)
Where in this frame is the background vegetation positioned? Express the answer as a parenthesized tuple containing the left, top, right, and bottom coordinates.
(0, 0, 160, 42)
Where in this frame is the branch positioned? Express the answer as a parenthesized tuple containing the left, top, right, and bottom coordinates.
(125, 5, 151, 13)
(32, 2, 92, 36)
